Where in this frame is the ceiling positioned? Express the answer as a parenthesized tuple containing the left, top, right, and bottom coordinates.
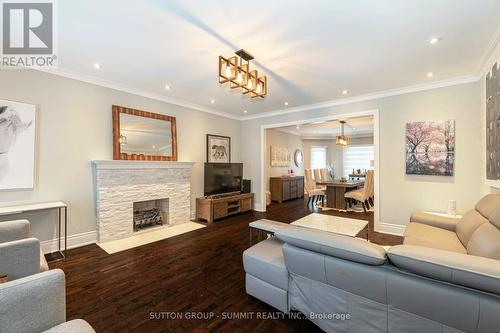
(54, 0, 500, 119)
(275, 116, 373, 139)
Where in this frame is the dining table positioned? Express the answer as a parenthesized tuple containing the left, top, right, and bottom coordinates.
(315, 179, 365, 210)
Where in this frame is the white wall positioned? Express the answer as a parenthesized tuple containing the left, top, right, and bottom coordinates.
(264, 129, 304, 190)
(242, 82, 481, 232)
(0, 70, 241, 247)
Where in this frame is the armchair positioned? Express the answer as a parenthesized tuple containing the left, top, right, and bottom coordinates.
(0, 220, 49, 281)
(0, 269, 95, 333)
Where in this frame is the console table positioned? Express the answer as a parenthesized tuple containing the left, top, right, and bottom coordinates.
(0, 202, 67, 262)
(196, 193, 254, 224)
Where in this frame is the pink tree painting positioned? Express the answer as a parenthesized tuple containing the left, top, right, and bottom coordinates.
(406, 120, 455, 176)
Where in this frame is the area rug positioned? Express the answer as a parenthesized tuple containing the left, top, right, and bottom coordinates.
(97, 222, 206, 254)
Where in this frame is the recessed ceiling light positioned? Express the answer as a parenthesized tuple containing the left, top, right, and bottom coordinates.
(429, 37, 441, 45)
(427, 72, 434, 78)
(243, 110, 248, 114)
(164, 85, 171, 90)
(93, 63, 101, 69)
(284, 102, 289, 106)
(296, 125, 300, 129)
(342, 90, 348, 95)
(210, 99, 215, 104)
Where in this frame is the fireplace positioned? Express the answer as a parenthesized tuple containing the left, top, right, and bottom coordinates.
(133, 198, 169, 232)
(92, 160, 194, 243)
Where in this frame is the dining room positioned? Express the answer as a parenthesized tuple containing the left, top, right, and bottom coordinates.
(264, 114, 376, 218)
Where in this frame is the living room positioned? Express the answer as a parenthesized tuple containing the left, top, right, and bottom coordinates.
(1, 1, 500, 332)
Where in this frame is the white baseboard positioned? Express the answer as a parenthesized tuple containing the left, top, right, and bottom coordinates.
(40, 230, 97, 254)
(376, 222, 405, 236)
(253, 203, 265, 212)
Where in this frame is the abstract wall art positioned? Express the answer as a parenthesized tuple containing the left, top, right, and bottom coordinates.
(486, 62, 500, 181)
(0, 100, 36, 190)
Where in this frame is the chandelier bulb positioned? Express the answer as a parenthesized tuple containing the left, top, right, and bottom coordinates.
(237, 72, 243, 84)
(225, 64, 233, 78)
(256, 83, 262, 94)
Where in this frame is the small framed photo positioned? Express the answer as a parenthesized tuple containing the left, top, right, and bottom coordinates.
(207, 134, 231, 163)
(0, 100, 37, 190)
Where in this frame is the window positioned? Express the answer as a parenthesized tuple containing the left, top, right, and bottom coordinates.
(343, 145, 374, 176)
(311, 146, 327, 170)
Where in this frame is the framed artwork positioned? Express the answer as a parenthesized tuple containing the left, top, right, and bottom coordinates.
(405, 120, 455, 176)
(207, 134, 231, 163)
(0, 100, 36, 190)
(486, 63, 500, 182)
(271, 146, 291, 167)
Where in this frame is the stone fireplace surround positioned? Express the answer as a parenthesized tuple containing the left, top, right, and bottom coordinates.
(92, 160, 194, 243)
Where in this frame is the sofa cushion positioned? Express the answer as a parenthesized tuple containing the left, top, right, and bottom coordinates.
(388, 245, 500, 295)
(475, 194, 500, 219)
(42, 319, 96, 333)
(456, 210, 488, 247)
(243, 238, 288, 290)
(404, 223, 466, 254)
(467, 223, 500, 260)
(275, 225, 387, 265)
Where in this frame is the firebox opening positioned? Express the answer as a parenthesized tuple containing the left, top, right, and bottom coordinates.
(133, 198, 169, 232)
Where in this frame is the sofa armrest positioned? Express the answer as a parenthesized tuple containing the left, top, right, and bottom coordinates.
(0, 269, 66, 333)
(275, 225, 387, 265)
(0, 219, 30, 243)
(388, 245, 500, 295)
(409, 212, 460, 231)
(0, 238, 41, 280)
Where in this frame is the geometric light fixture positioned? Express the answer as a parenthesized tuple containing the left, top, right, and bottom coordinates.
(336, 121, 350, 147)
(219, 49, 267, 98)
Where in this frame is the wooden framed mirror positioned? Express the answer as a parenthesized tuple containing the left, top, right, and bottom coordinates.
(112, 105, 177, 161)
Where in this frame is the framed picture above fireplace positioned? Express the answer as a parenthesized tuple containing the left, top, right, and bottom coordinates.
(112, 105, 177, 161)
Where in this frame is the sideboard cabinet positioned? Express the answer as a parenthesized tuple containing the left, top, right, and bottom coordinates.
(270, 176, 304, 203)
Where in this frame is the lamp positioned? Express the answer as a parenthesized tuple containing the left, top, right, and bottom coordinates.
(336, 121, 350, 147)
(219, 49, 267, 98)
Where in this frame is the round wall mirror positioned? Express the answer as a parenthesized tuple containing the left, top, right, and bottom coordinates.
(294, 149, 304, 167)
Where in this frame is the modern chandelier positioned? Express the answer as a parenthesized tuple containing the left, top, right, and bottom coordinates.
(218, 49, 267, 98)
(336, 121, 350, 147)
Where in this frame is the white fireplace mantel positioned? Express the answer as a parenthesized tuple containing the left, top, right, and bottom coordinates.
(91, 160, 194, 242)
(92, 160, 194, 170)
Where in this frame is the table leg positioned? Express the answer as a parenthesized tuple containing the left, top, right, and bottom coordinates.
(64, 206, 68, 258)
(57, 208, 61, 256)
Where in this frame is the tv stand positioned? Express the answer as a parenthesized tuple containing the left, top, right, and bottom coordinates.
(196, 193, 254, 224)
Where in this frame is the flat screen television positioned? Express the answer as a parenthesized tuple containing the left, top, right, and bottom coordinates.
(204, 163, 243, 196)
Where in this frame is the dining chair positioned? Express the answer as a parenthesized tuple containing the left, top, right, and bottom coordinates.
(320, 168, 329, 181)
(313, 169, 322, 182)
(344, 170, 374, 212)
(305, 169, 325, 206)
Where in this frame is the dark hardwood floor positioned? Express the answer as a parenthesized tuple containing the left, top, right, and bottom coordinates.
(50, 199, 402, 333)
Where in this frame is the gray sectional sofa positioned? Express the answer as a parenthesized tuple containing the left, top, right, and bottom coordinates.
(243, 194, 500, 332)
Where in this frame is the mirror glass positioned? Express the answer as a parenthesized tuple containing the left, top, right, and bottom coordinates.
(119, 113, 172, 156)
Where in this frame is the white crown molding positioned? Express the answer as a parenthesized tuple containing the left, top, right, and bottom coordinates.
(36, 68, 242, 120)
(476, 22, 500, 77)
(241, 75, 479, 121)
